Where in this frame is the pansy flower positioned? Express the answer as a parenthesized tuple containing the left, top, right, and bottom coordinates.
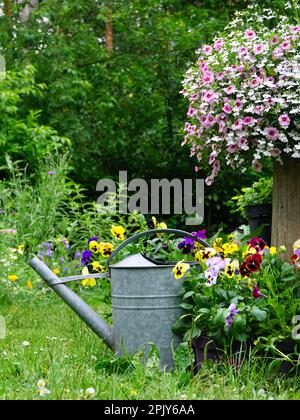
(225, 303, 239, 327)
(89, 241, 101, 254)
(248, 237, 267, 253)
(81, 267, 96, 287)
(82, 250, 93, 266)
(147, 217, 158, 229)
(100, 243, 114, 258)
(225, 260, 239, 278)
(111, 226, 126, 241)
(178, 237, 195, 255)
(173, 261, 190, 280)
(195, 248, 216, 262)
(91, 262, 105, 273)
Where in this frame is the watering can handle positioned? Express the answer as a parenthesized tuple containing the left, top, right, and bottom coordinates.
(106, 228, 211, 267)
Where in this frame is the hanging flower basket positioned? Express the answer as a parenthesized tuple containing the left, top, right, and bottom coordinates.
(181, 5, 300, 252)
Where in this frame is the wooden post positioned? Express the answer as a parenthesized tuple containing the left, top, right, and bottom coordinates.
(272, 156, 300, 256)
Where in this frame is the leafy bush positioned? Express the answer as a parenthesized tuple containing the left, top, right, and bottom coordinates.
(0, 65, 70, 168)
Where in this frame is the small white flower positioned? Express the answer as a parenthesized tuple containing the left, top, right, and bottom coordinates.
(85, 387, 96, 397)
(37, 379, 46, 389)
(39, 388, 51, 397)
(22, 341, 30, 347)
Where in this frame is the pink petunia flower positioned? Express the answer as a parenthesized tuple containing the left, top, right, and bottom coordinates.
(198, 115, 207, 126)
(245, 29, 256, 40)
(202, 71, 214, 85)
(238, 137, 248, 150)
(270, 35, 280, 45)
(232, 120, 243, 131)
(189, 92, 199, 102)
(203, 90, 218, 103)
(264, 127, 280, 141)
(188, 107, 197, 117)
(200, 62, 209, 72)
(250, 77, 261, 88)
(271, 148, 282, 157)
(216, 72, 225, 81)
(227, 144, 238, 154)
(278, 114, 291, 127)
(253, 44, 265, 55)
(224, 85, 236, 95)
(243, 116, 255, 125)
(255, 105, 264, 114)
(234, 99, 244, 109)
(281, 40, 292, 51)
(214, 38, 224, 52)
(223, 104, 232, 114)
(202, 45, 213, 55)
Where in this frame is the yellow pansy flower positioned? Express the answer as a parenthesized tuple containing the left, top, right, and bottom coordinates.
(228, 234, 235, 244)
(157, 222, 167, 230)
(111, 225, 126, 241)
(243, 247, 257, 258)
(222, 243, 239, 255)
(91, 262, 105, 273)
(99, 242, 114, 258)
(269, 246, 277, 255)
(89, 240, 101, 253)
(53, 268, 60, 276)
(173, 261, 190, 280)
(195, 247, 216, 262)
(293, 240, 300, 251)
(81, 267, 96, 287)
(225, 259, 239, 278)
(8, 275, 18, 282)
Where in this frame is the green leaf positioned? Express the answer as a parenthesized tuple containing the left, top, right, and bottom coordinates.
(180, 303, 193, 310)
(250, 306, 267, 322)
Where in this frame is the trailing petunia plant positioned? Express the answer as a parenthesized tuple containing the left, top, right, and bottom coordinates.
(181, 5, 300, 185)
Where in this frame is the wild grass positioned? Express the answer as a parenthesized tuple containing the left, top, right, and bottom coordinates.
(0, 288, 299, 401)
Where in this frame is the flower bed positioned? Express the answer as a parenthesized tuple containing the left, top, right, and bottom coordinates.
(172, 231, 300, 368)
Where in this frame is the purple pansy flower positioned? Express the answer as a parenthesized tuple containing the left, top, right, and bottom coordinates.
(192, 230, 207, 240)
(81, 250, 93, 266)
(225, 303, 239, 327)
(178, 237, 195, 254)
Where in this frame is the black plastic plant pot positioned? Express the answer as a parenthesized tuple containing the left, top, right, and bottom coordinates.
(245, 204, 272, 245)
(193, 337, 223, 371)
(270, 341, 300, 375)
(193, 337, 251, 372)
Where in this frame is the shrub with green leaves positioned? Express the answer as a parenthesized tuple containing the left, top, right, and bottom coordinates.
(0, 65, 70, 168)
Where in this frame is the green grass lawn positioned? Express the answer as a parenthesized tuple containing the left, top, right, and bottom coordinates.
(0, 289, 299, 400)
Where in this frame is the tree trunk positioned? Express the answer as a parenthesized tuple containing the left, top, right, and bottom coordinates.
(3, 0, 13, 29)
(272, 156, 300, 256)
(105, 1, 113, 54)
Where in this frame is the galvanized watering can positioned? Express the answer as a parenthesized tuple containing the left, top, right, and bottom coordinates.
(29, 229, 209, 369)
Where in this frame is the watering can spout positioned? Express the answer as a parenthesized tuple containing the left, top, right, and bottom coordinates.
(29, 257, 114, 350)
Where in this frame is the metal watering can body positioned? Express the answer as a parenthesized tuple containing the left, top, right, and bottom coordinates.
(30, 229, 209, 369)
